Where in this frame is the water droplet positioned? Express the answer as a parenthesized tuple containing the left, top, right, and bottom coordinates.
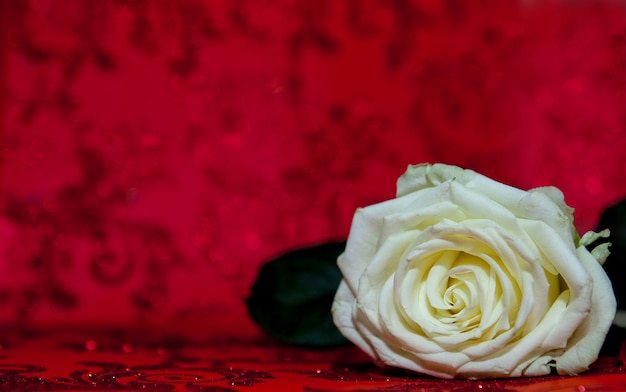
(122, 343, 133, 353)
(577, 386, 586, 392)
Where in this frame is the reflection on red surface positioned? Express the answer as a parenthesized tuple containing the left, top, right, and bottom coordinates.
(3, 1, 626, 390)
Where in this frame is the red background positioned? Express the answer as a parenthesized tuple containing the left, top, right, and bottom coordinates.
(2, 0, 626, 332)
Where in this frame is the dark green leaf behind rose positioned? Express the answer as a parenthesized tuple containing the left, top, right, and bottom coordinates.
(595, 199, 626, 356)
(246, 241, 349, 347)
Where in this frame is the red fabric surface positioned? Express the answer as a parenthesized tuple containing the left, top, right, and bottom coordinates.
(1, 323, 626, 391)
(3, 0, 626, 390)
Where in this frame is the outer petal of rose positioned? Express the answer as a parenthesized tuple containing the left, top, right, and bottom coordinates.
(331, 280, 377, 358)
(520, 220, 595, 295)
(337, 192, 418, 293)
(519, 220, 593, 335)
(397, 179, 528, 250)
(446, 181, 523, 234)
(518, 188, 577, 247)
(397, 164, 528, 213)
(524, 245, 614, 377)
(377, 181, 464, 240)
(555, 246, 616, 375)
(396, 163, 470, 196)
(395, 163, 461, 196)
(398, 164, 576, 249)
(343, 233, 427, 364)
(352, 234, 422, 346)
(361, 231, 420, 298)
(365, 326, 458, 379)
(345, 275, 460, 379)
(527, 186, 575, 226)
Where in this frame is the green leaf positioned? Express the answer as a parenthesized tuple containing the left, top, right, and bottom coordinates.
(246, 241, 350, 347)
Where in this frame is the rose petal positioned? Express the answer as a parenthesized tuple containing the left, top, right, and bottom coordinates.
(331, 281, 377, 358)
(555, 246, 616, 375)
(338, 193, 419, 292)
(519, 188, 577, 246)
(397, 164, 527, 214)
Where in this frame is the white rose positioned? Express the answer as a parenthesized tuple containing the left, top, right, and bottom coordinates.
(332, 163, 616, 379)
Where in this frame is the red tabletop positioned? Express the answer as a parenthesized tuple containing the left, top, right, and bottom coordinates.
(2, 316, 625, 392)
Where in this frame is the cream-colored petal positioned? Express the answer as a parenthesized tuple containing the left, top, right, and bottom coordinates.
(456, 290, 569, 378)
(555, 246, 616, 375)
(338, 192, 418, 292)
(397, 164, 528, 214)
(519, 220, 591, 295)
(518, 188, 577, 245)
(332, 281, 378, 359)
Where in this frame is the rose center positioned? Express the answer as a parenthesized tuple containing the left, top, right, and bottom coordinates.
(438, 271, 482, 329)
(425, 251, 498, 331)
(398, 237, 516, 341)
(443, 277, 471, 313)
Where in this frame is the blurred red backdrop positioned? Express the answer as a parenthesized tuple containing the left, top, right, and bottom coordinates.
(2, 0, 626, 332)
